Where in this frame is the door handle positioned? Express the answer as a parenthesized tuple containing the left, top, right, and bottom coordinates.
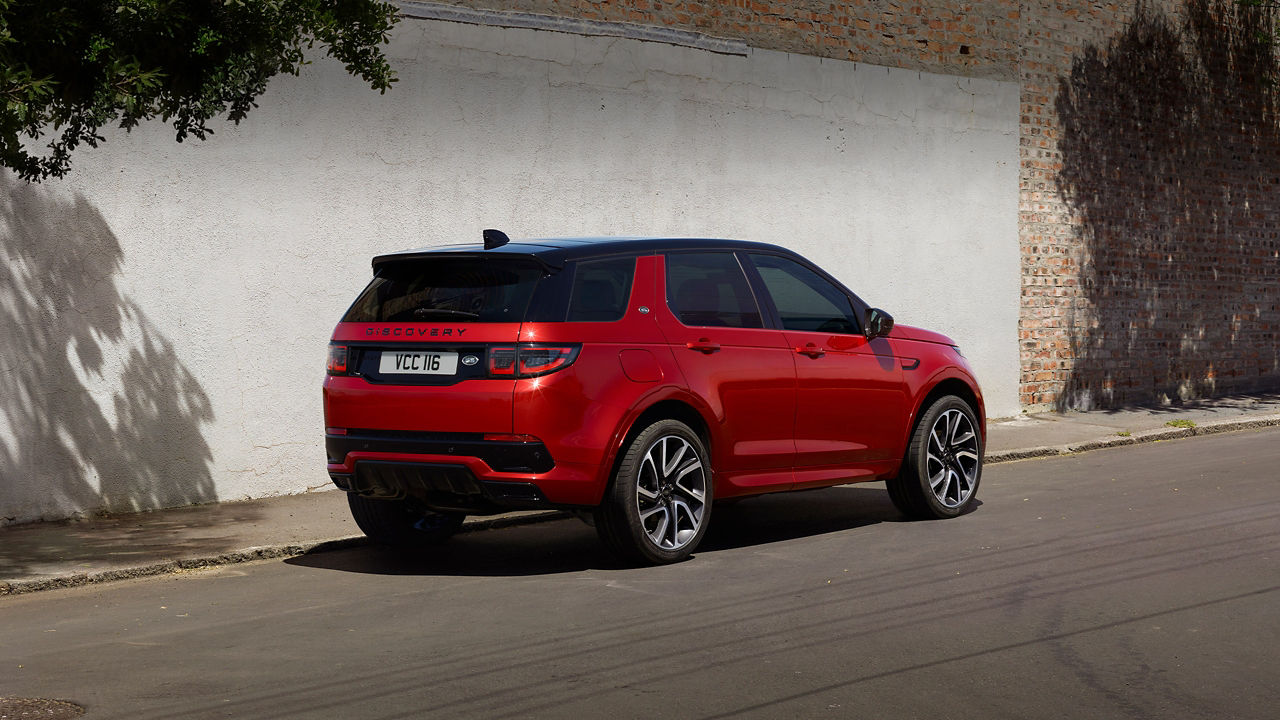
(796, 343, 825, 359)
(686, 339, 720, 354)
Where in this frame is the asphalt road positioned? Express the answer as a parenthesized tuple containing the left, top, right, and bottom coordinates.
(3, 428, 1279, 719)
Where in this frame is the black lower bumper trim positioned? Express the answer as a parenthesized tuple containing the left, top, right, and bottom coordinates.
(326, 430, 554, 473)
(330, 461, 556, 514)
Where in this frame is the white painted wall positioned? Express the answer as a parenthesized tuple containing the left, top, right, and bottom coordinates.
(0, 16, 1019, 525)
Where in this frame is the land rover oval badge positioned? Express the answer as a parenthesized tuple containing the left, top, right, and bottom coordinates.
(462, 355, 479, 366)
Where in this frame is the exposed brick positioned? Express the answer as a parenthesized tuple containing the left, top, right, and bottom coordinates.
(454, 0, 1022, 80)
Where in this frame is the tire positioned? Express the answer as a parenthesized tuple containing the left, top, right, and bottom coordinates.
(888, 395, 982, 519)
(595, 419, 713, 564)
(346, 493, 465, 547)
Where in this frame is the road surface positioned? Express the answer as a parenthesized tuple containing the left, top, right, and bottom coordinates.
(3, 428, 1278, 719)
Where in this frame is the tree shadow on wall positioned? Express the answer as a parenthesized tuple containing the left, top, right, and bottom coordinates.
(0, 174, 216, 526)
(1056, 0, 1280, 409)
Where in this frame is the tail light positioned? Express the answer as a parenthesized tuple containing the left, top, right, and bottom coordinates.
(517, 345, 578, 375)
(488, 344, 580, 378)
(489, 346, 517, 376)
(327, 344, 349, 375)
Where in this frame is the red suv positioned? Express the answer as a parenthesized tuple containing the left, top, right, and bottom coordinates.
(324, 233, 985, 564)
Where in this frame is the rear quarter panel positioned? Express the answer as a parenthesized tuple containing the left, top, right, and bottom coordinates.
(512, 255, 681, 482)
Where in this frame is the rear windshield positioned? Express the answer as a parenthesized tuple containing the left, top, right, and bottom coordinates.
(342, 258, 545, 323)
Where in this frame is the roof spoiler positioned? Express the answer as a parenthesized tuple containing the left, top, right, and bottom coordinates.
(371, 247, 563, 276)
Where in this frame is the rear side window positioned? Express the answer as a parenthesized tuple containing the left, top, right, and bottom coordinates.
(567, 256, 635, 322)
(665, 252, 763, 328)
(343, 258, 544, 323)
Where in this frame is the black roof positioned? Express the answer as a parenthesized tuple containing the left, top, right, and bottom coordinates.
(371, 236, 792, 271)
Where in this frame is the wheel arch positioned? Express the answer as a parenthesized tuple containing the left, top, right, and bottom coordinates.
(905, 375, 986, 452)
(597, 395, 714, 492)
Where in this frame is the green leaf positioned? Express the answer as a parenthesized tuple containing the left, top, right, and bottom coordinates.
(0, 0, 400, 181)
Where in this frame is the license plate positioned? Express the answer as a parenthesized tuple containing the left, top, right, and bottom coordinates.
(379, 351, 459, 375)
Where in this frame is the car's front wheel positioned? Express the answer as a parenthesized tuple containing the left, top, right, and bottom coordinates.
(888, 395, 982, 519)
(346, 493, 465, 547)
(595, 419, 712, 564)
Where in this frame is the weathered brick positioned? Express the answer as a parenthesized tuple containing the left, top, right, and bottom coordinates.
(463, 0, 1022, 79)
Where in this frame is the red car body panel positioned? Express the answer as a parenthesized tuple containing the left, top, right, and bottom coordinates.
(891, 324, 958, 346)
(888, 327, 987, 452)
(324, 375, 515, 435)
(785, 330, 908, 468)
(326, 321, 524, 434)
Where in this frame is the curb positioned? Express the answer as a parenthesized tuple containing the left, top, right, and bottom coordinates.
(986, 413, 1280, 464)
(0, 510, 570, 597)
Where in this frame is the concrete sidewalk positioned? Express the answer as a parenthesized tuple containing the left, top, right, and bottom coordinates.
(4, 392, 1279, 595)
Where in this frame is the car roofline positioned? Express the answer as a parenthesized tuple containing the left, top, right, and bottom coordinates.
(370, 237, 790, 272)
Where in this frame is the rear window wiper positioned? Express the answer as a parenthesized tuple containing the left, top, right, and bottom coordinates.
(412, 308, 481, 319)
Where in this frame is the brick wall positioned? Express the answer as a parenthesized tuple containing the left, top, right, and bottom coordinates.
(1017, 0, 1104, 408)
(444, 0, 1280, 409)
(1019, 0, 1280, 408)
(458, 0, 1023, 80)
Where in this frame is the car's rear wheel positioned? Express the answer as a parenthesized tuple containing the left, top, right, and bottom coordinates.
(346, 493, 465, 547)
(596, 419, 712, 564)
(888, 395, 982, 519)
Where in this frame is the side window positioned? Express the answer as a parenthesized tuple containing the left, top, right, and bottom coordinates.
(665, 252, 763, 328)
(566, 256, 635, 322)
(748, 254, 860, 334)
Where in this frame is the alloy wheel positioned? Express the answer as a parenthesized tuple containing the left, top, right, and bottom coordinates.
(925, 408, 980, 508)
(634, 435, 707, 550)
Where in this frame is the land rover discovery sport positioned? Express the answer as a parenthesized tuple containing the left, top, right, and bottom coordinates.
(324, 232, 985, 564)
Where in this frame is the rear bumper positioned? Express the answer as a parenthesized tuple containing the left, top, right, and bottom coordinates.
(325, 431, 604, 513)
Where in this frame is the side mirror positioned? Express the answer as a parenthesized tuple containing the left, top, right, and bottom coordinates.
(865, 308, 894, 340)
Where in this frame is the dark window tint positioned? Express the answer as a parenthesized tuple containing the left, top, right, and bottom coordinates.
(665, 252, 763, 328)
(567, 256, 635, 322)
(749, 254, 860, 334)
(343, 258, 544, 323)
